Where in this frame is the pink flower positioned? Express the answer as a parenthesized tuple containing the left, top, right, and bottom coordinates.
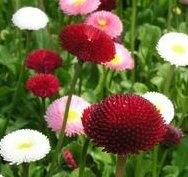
(104, 43, 134, 71)
(45, 95, 90, 136)
(85, 10, 123, 38)
(180, 0, 188, 5)
(59, 0, 100, 15)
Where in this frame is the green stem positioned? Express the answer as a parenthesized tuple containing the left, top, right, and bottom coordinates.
(135, 153, 143, 177)
(116, 155, 126, 177)
(37, 0, 45, 10)
(152, 146, 159, 177)
(78, 138, 90, 177)
(130, 0, 137, 83)
(167, 0, 173, 31)
(158, 149, 169, 176)
(163, 65, 174, 96)
(48, 61, 83, 177)
(22, 163, 29, 177)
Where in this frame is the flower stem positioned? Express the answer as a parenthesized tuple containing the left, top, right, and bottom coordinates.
(116, 155, 126, 177)
(130, 0, 137, 83)
(37, 0, 45, 11)
(135, 153, 143, 177)
(22, 163, 29, 177)
(152, 146, 158, 177)
(163, 65, 174, 96)
(78, 138, 90, 177)
(48, 61, 83, 177)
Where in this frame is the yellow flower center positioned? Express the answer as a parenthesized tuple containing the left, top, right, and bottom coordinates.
(171, 44, 186, 54)
(72, 0, 86, 6)
(17, 141, 33, 150)
(68, 109, 79, 123)
(110, 54, 122, 64)
(98, 19, 107, 28)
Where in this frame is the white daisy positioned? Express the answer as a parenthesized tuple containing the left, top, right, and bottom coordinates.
(142, 92, 174, 124)
(156, 32, 188, 66)
(0, 175, 4, 177)
(0, 129, 51, 165)
(12, 7, 49, 30)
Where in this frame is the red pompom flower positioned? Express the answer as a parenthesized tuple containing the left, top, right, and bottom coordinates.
(26, 49, 63, 73)
(59, 23, 115, 64)
(26, 74, 60, 98)
(98, 0, 117, 11)
(82, 94, 166, 155)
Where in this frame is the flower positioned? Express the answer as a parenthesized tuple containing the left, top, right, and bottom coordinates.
(63, 149, 78, 169)
(142, 92, 174, 124)
(59, 0, 100, 15)
(26, 49, 63, 73)
(85, 11, 123, 38)
(0, 175, 4, 177)
(12, 7, 49, 30)
(97, 0, 117, 11)
(0, 129, 50, 165)
(104, 43, 134, 71)
(60, 23, 115, 64)
(82, 94, 166, 155)
(45, 95, 90, 136)
(180, 0, 188, 5)
(26, 74, 60, 98)
(161, 125, 183, 146)
(156, 32, 188, 66)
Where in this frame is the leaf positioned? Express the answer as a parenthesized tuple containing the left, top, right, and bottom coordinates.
(132, 82, 148, 94)
(70, 168, 96, 177)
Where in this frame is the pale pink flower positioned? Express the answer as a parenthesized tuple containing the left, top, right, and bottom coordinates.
(45, 95, 90, 136)
(180, 0, 188, 5)
(85, 10, 123, 38)
(59, 0, 100, 15)
(104, 43, 134, 71)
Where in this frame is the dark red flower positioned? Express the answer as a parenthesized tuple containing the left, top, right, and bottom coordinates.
(162, 125, 183, 146)
(26, 49, 63, 73)
(98, 0, 117, 11)
(82, 94, 166, 155)
(59, 23, 115, 64)
(26, 74, 60, 98)
(63, 149, 77, 170)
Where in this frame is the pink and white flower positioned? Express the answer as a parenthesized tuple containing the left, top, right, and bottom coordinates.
(45, 95, 90, 136)
(59, 0, 100, 15)
(104, 43, 134, 71)
(85, 10, 123, 38)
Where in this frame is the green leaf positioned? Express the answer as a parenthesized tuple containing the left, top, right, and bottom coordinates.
(132, 82, 148, 94)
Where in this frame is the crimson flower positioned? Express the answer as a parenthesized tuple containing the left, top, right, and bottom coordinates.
(26, 74, 60, 98)
(26, 49, 63, 73)
(59, 23, 115, 64)
(82, 94, 166, 155)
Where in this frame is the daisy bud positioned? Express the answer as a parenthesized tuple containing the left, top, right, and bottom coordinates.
(63, 149, 78, 169)
(162, 125, 183, 146)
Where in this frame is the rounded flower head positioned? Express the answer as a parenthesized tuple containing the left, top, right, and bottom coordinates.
(45, 95, 90, 136)
(59, 0, 100, 15)
(143, 92, 174, 124)
(26, 74, 60, 98)
(12, 7, 49, 30)
(156, 32, 188, 66)
(60, 23, 115, 64)
(0, 129, 51, 165)
(82, 94, 166, 155)
(86, 11, 123, 38)
(162, 125, 183, 147)
(104, 43, 134, 71)
(26, 49, 63, 73)
(98, 0, 117, 11)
